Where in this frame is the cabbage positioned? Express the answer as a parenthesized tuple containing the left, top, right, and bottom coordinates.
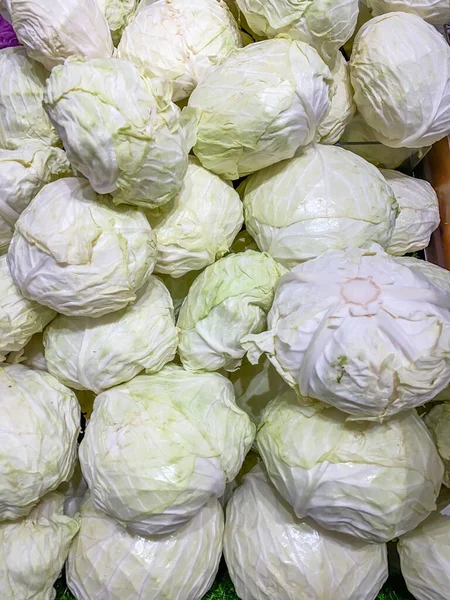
(382, 170, 440, 256)
(79, 364, 255, 536)
(425, 404, 450, 488)
(0, 142, 72, 253)
(225, 464, 389, 599)
(350, 13, 450, 148)
(8, 177, 157, 318)
(147, 158, 243, 278)
(367, 0, 450, 25)
(177, 250, 285, 372)
(44, 276, 178, 394)
(241, 144, 397, 269)
(1, 0, 113, 70)
(243, 246, 450, 420)
(257, 391, 444, 542)
(44, 57, 193, 209)
(0, 364, 80, 520)
(0, 492, 80, 599)
(188, 37, 332, 179)
(118, 0, 242, 102)
(67, 495, 223, 600)
(0, 255, 55, 362)
(96, 0, 138, 45)
(398, 511, 450, 600)
(235, 0, 359, 63)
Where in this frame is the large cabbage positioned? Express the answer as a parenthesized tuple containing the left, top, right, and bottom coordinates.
(118, 0, 242, 102)
(225, 464, 389, 599)
(0, 364, 80, 520)
(350, 13, 450, 148)
(44, 276, 178, 394)
(425, 404, 450, 488)
(8, 178, 157, 317)
(241, 144, 397, 269)
(366, 0, 450, 25)
(44, 57, 193, 208)
(97, 0, 138, 45)
(244, 246, 450, 420)
(147, 157, 243, 278)
(67, 496, 223, 600)
(257, 392, 444, 542)
(177, 250, 285, 372)
(79, 364, 255, 536)
(188, 37, 332, 179)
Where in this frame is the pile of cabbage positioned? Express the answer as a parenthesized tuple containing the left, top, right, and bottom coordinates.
(1, 1, 450, 599)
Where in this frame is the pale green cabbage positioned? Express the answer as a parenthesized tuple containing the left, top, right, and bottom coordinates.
(8, 177, 157, 318)
(79, 364, 255, 536)
(97, 0, 138, 45)
(241, 144, 397, 269)
(367, 0, 450, 25)
(257, 391, 444, 542)
(177, 250, 285, 372)
(425, 404, 450, 488)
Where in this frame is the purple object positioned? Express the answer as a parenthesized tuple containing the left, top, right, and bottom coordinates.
(0, 15, 20, 49)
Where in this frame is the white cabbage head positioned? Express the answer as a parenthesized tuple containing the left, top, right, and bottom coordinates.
(0, 142, 71, 254)
(243, 246, 450, 420)
(398, 512, 450, 600)
(0, 255, 55, 362)
(147, 158, 243, 278)
(235, 0, 359, 63)
(225, 463, 389, 600)
(316, 52, 355, 144)
(188, 37, 332, 179)
(44, 57, 193, 209)
(159, 269, 202, 319)
(67, 495, 223, 600)
(425, 404, 450, 488)
(257, 392, 444, 542)
(367, 0, 450, 25)
(118, 0, 242, 102)
(0, 364, 80, 521)
(177, 250, 285, 372)
(350, 13, 450, 148)
(79, 364, 255, 536)
(382, 170, 440, 256)
(7, 177, 157, 318)
(44, 276, 178, 394)
(96, 0, 138, 45)
(0, 492, 80, 600)
(0, 47, 60, 149)
(241, 144, 397, 269)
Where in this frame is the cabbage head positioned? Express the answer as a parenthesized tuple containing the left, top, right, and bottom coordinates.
(425, 404, 450, 488)
(44, 276, 178, 394)
(350, 13, 450, 148)
(8, 177, 157, 318)
(0, 364, 80, 520)
(241, 144, 397, 268)
(225, 463, 389, 600)
(97, 0, 138, 45)
(243, 246, 450, 420)
(79, 364, 255, 536)
(366, 0, 450, 25)
(177, 250, 285, 372)
(257, 391, 444, 542)
(44, 57, 193, 208)
(188, 37, 332, 179)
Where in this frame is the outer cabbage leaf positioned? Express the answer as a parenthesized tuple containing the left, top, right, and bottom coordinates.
(367, 0, 450, 25)
(425, 404, 450, 488)
(96, 0, 138, 45)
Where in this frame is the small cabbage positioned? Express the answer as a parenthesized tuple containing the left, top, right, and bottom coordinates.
(225, 464, 389, 600)
(44, 276, 178, 394)
(0, 364, 80, 520)
(79, 364, 255, 536)
(241, 144, 397, 268)
(0, 493, 80, 600)
(147, 158, 243, 278)
(0, 142, 71, 253)
(1, 0, 113, 70)
(67, 496, 223, 600)
(258, 392, 444, 542)
(243, 246, 450, 420)
(350, 13, 450, 148)
(118, 0, 242, 102)
(159, 269, 202, 319)
(0, 255, 55, 362)
(367, 0, 450, 25)
(177, 250, 285, 372)
(235, 0, 359, 63)
(398, 512, 450, 600)
(425, 404, 450, 488)
(96, 0, 138, 45)
(188, 37, 332, 179)
(44, 57, 193, 209)
(382, 169, 440, 256)
(8, 177, 157, 317)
